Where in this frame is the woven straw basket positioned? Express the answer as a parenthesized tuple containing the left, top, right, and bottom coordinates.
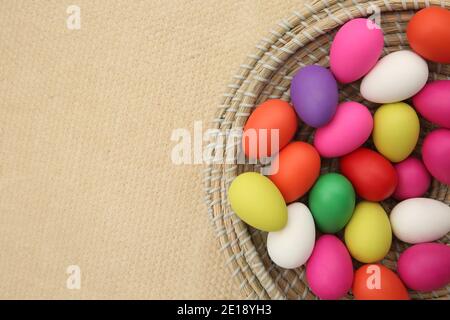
(204, 0, 450, 300)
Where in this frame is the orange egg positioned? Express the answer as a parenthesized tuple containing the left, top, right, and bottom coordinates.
(268, 142, 320, 203)
(243, 99, 298, 159)
(407, 7, 450, 64)
(353, 264, 410, 300)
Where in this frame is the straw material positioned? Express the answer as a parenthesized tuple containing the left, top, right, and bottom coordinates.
(204, 0, 450, 300)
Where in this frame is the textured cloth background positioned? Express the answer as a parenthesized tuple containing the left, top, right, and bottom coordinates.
(0, 0, 304, 299)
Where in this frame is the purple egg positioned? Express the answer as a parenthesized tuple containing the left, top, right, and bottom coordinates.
(290, 65, 339, 128)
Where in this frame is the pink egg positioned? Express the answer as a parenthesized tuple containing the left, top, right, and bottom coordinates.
(413, 80, 450, 128)
(330, 18, 384, 83)
(422, 129, 450, 185)
(393, 157, 431, 200)
(314, 101, 373, 157)
(306, 235, 353, 300)
(398, 243, 450, 292)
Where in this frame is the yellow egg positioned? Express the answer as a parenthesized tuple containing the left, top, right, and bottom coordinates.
(344, 201, 392, 263)
(228, 172, 287, 232)
(373, 102, 420, 162)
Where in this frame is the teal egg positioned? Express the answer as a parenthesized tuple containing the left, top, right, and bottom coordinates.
(308, 173, 355, 233)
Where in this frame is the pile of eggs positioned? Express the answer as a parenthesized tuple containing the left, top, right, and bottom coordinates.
(228, 7, 450, 300)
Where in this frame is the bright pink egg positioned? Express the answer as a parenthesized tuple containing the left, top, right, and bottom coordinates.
(330, 18, 384, 83)
(413, 80, 450, 129)
(306, 235, 353, 300)
(422, 129, 450, 185)
(393, 157, 431, 200)
(398, 243, 450, 292)
(314, 101, 373, 157)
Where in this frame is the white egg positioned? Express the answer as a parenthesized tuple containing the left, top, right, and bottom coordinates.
(360, 50, 429, 103)
(390, 198, 450, 244)
(267, 202, 315, 269)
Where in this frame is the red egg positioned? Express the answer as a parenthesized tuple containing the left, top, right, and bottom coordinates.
(353, 264, 409, 300)
(269, 142, 321, 203)
(407, 7, 450, 64)
(243, 99, 298, 159)
(340, 148, 398, 201)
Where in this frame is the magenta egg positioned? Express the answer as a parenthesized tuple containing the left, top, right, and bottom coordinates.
(306, 235, 353, 300)
(330, 18, 384, 83)
(314, 101, 373, 157)
(422, 129, 450, 185)
(398, 243, 450, 292)
(413, 80, 450, 129)
(393, 157, 431, 200)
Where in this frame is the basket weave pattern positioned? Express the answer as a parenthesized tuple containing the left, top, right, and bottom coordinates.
(204, 0, 450, 300)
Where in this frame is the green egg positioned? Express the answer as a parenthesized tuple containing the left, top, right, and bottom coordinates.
(228, 172, 287, 232)
(308, 173, 355, 233)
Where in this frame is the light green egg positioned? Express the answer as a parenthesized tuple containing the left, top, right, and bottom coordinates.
(373, 102, 420, 163)
(228, 172, 287, 232)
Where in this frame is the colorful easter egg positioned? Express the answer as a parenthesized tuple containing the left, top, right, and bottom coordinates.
(314, 101, 373, 158)
(308, 173, 355, 233)
(330, 18, 384, 83)
(413, 80, 450, 129)
(393, 157, 431, 200)
(390, 198, 450, 244)
(306, 235, 353, 300)
(422, 129, 450, 185)
(243, 99, 298, 159)
(353, 264, 409, 300)
(267, 203, 316, 269)
(407, 7, 450, 64)
(373, 102, 420, 163)
(398, 243, 450, 292)
(360, 50, 428, 104)
(228, 172, 287, 232)
(340, 148, 398, 201)
(344, 202, 392, 263)
(290, 65, 339, 128)
(269, 142, 321, 203)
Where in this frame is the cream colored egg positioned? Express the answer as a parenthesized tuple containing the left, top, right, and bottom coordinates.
(360, 50, 428, 103)
(390, 198, 450, 244)
(267, 203, 315, 269)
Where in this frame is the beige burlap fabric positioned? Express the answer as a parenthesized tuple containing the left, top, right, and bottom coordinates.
(0, 0, 305, 299)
